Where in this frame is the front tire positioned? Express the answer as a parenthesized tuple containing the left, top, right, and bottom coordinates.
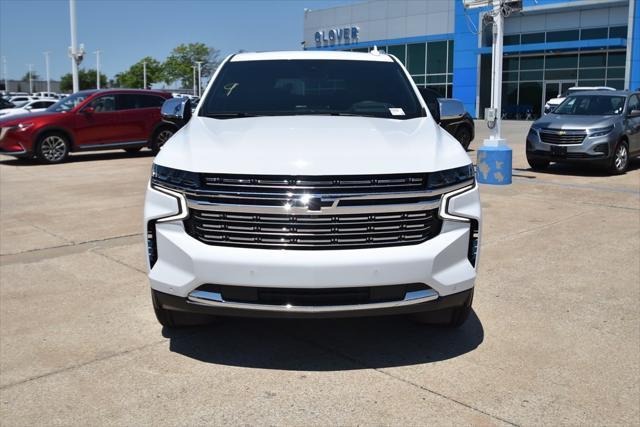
(608, 141, 629, 175)
(36, 132, 70, 164)
(150, 127, 175, 154)
(412, 289, 474, 328)
(526, 154, 549, 170)
(151, 291, 214, 328)
(454, 126, 472, 151)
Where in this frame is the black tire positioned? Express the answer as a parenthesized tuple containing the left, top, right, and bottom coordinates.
(412, 289, 474, 328)
(608, 140, 629, 175)
(454, 126, 472, 151)
(526, 154, 549, 170)
(151, 291, 214, 328)
(150, 127, 175, 154)
(124, 147, 142, 153)
(36, 132, 70, 164)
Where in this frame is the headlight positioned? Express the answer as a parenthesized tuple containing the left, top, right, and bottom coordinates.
(151, 164, 200, 189)
(589, 125, 614, 138)
(427, 164, 474, 190)
(6, 122, 34, 131)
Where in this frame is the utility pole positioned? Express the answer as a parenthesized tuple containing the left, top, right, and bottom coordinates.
(2, 56, 8, 94)
(43, 52, 51, 94)
(192, 65, 197, 96)
(27, 64, 33, 94)
(68, 0, 85, 93)
(94, 50, 101, 89)
(195, 61, 203, 97)
(143, 61, 147, 89)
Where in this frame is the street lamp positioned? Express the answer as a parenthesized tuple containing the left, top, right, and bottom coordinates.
(195, 61, 203, 97)
(68, 0, 85, 93)
(43, 52, 51, 94)
(143, 61, 147, 89)
(94, 50, 101, 89)
(192, 65, 197, 96)
(27, 64, 33, 94)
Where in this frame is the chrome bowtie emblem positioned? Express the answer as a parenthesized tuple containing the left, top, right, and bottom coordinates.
(558, 130, 566, 135)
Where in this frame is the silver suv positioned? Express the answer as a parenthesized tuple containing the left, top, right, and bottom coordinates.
(526, 90, 640, 174)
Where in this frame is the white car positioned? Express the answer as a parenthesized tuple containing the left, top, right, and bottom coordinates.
(0, 99, 57, 117)
(8, 96, 38, 108)
(33, 92, 58, 99)
(144, 50, 481, 328)
(544, 86, 616, 114)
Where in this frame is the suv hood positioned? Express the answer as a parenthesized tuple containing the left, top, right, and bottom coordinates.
(0, 110, 60, 125)
(154, 115, 469, 175)
(534, 114, 617, 130)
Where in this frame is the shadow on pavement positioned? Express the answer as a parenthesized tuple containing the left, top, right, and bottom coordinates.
(164, 311, 484, 371)
(514, 157, 640, 177)
(0, 149, 155, 166)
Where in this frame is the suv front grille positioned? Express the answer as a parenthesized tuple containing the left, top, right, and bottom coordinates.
(184, 209, 442, 250)
(539, 129, 586, 144)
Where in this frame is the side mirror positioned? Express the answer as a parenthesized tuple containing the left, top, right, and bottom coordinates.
(629, 109, 640, 118)
(161, 97, 192, 128)
(82, 106, 95, 115)
(439, 99, 465, 121)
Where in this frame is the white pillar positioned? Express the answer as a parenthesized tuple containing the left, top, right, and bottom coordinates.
(195, 61, 203, 97)
(44, 52, 51, 94)
(193, 65, 197, 96)
(94, 50, 101, 89)
(2, 56, 9, 94)
(27, 64, 33, 94)
(69, 0, 79, 93)
(143, 61, 147, 89)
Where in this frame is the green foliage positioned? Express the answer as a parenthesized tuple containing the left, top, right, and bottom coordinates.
(60, 69, 108, 92)
(21, 71, 41, 81)
(114, 57, 163, 89)
(162, 43, 220, 87)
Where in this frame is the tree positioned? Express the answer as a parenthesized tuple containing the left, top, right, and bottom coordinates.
(21, 71, 40, 81)
(114, 57, 163, 89)
(60, 69, 108, 92)
(162, 43, 220, 88)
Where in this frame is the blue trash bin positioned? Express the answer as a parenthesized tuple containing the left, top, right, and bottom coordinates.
(476, 145, 512, 185)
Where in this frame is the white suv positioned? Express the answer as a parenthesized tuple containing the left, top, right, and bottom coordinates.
(144, 51, 481, 328)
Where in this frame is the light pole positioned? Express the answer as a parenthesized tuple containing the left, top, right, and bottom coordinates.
(192, 65, 197, 96)
(94, 50, 101, 89)
(27, 64, 33, 94)
(43, 52, 51, 94)
(68, 0, 85, 93)
(1, 56, 7, 94)
(195, 61, 203, 97)
(143, 61, 147, 89)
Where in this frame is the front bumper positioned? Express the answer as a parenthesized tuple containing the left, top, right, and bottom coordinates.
(0, 127, 31, 156)
(145, 182, 481, 317)
(526, 129, 614, 163)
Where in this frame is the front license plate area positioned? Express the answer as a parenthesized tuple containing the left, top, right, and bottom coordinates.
(550, 145, 567, 157)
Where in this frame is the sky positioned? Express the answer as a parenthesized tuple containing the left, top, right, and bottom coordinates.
(0, 0, 356, 83)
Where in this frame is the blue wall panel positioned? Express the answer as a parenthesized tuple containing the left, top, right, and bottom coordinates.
(631, 0, 640, 90)
(452, 0, 481, 117)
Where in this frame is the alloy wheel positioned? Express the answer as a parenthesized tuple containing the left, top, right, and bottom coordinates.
(40, 136, 67, 162)
(615, 144, 628, 171)
(156, 129, 174, 149)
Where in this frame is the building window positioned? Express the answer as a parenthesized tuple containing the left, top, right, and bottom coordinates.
(609, 26, 628, 38)
(579, 53, 606, 68)
(520, 32, 545, 45)
(580, 27, 608, 40)
(406, 43, 426, 75)
(387, 45, 406, 65)
(427, 41, 447, 74)
(546, 30, 580, 43)
(608, 52, 626, 67)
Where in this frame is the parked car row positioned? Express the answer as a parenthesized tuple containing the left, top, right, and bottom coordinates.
(0, 89, 176, 163)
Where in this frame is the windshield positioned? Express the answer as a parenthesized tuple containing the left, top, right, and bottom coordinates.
(554, 95, 626, 115)
(200, 59, 423, 119)
(47, 92, 90, 113)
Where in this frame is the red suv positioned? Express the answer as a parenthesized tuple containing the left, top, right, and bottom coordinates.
(0, 89, 175, 163)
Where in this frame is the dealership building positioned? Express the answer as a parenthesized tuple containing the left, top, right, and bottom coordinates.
(303, 0, 639, 118)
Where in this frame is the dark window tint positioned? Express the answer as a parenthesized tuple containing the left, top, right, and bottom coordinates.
(581, 27, 608, 40)
(607, 68, 625, 79)
(116, 94, 142, 110)
(555, 95, 626, 115)
(627, 95, 640, 112)
(521, 32, 545, 44)
(407, 43, 426, 75)
(201, 59, 423, 119)
(579, 53, 606, 68)
(504, 34, 520, 45)
(427, 41, 447, 74)
(579, 68, 605, 79)
(387, 45, 406, 64)
(546, 54, 578, 69)
(545, 69, 577, 80)
(503, 57, 519, 71)
(608, 52, 626, 67)
(520, 56, 544, 70)
(447, 41, 454, 73)
(519, 70, 543, 80)
(609, 26, 627, 38)
(89, 95, 116, 112)
(546, 30, 579, 43)
(140, 95, 165, 108)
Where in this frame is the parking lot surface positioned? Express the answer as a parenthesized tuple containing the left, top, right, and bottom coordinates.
(1, 121, 638, 426)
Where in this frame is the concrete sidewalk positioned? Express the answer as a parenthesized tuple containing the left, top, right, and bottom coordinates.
(1, 121, 638, 425)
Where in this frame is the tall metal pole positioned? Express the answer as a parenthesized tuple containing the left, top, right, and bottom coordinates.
(27, 64, 33, 94)
(195, 61, 203, 97)
(94, 50, 101, 89)
(2, 56, 8, 94)
(492, 0, 504, 141)
(143, 61, 147, 89)
(192, 65, 196, 96)
(69, 0, 79, 92)
(44, 52, 51, 94)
